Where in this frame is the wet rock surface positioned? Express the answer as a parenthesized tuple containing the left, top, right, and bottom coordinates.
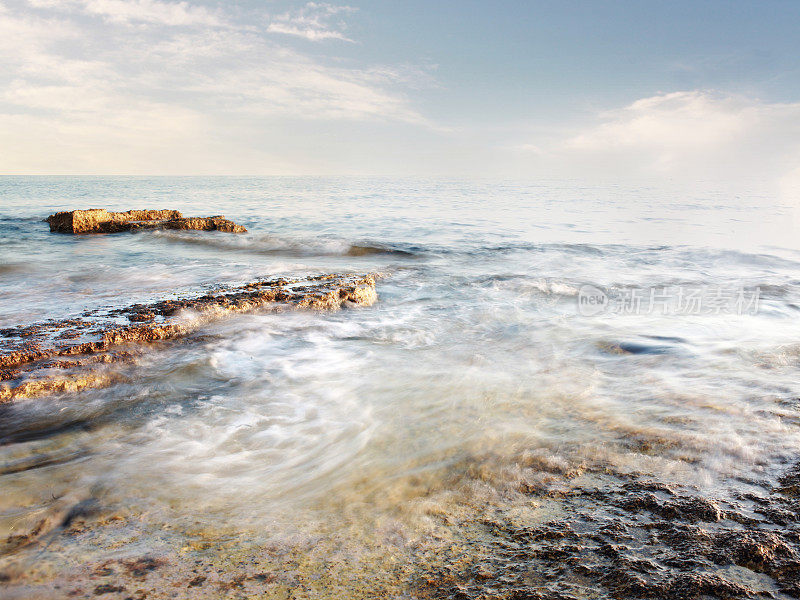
(45, 209, 246, 234)
(0, 273, 378, 402)
(3, 459, 800, 599)
(413, 468, 800, 600)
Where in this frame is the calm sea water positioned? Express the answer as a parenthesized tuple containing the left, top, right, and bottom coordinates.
(2, 177, 800, 595)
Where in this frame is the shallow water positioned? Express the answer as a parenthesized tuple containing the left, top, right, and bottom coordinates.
(2, 177, 800, 598)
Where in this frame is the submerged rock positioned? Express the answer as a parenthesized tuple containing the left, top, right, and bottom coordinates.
(45, 209, 246, 234)
(0, 273, 379, 402)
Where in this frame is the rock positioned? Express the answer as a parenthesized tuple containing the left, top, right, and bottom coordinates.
(93, 583, 125, 595)
(45, 209, 246, 234)
(158, 215, 246, 233)
(0, 273, 380, 402)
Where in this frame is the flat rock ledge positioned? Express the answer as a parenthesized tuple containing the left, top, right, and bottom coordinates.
(0, 273, 378, 402)
(46, 209, 246, 234)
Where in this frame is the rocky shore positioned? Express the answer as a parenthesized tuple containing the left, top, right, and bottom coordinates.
(0, 273, 378, 402)
(3, 448, 799, 599)
(45, 209, 246, 234)
(3, 199, 799, 600)
(414, 464, 800, 600)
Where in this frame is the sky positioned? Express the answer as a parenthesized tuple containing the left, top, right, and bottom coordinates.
(0, 0, 799, 191)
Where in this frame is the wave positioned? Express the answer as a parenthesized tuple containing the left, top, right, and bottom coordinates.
(146, 233, 669, 261)
(147, 230, 422, 259)
(455, 274, 585, 300)
(346, 244, 418, 257)
(467, 243, 800, 272)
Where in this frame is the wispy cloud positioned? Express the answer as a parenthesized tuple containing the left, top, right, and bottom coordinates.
(562, 91, 800, 179)
(503, 90, 800, 193)
(0, 0, 429, 173)
(267, 2, 356, 42)
(27, 0, 223, 26)
(568, 92, 767, 155)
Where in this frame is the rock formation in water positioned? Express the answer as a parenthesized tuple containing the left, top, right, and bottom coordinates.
(45, 209, 247, 234)
(0, 273, 378, 402)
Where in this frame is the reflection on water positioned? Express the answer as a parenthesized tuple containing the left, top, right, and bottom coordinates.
(2, 178, 800, 598)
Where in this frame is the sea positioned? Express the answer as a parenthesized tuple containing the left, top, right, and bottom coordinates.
(2, 177, 800, 599)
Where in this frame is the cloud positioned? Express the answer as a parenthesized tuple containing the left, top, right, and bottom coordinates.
(562, 91, 800, 176)
(27, 0, 223, 26)
(9, 1, 795, 181)
(499, 91, 800, 192)
(267, 2, 356, 42)
(0, 0, 429, 173)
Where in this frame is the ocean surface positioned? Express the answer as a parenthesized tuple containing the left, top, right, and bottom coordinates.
(2, 177, 800, 598)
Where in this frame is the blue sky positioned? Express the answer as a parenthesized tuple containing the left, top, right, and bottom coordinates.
(340, 1, 800, 116)
(1, 0, 799, 191)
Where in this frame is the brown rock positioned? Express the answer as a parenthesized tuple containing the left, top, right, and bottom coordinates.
(45, 209, 246, 234)
(119, 209, 182, 222)
(0, 273, 380, 402)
